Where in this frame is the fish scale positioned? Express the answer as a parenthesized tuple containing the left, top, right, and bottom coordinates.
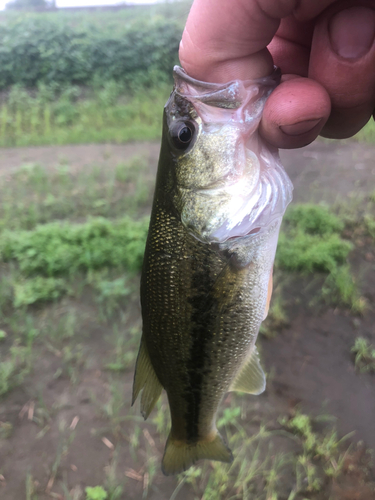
(132, 66, 293, 475)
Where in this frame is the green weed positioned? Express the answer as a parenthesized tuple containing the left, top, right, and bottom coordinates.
(277, 231, 352, 273)
(364, 214, 375, 238)
(13, 276, 68, 307)
(283, 204, 344, 235)
(351, 337, 375, 373)
(85, 486, 108, 500)
(103, 450, 125, 500)
(322, 266, 366, 314)
(0, 421, 13, 439)
(105, 323, 140, 372)
(0, 342, 32, 396)
(25, 473, 36, 500)
(100, 380, 128, 438)
(0, 217, 148, 277)
(276, 204, 363, 312)
(95, 277, 133, 321)
(43, 309, 79, 342)
(277, 204, 351, 273)
(46, 420, 76, 495)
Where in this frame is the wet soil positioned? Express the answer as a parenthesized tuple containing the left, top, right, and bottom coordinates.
(0, 139, 375, 499)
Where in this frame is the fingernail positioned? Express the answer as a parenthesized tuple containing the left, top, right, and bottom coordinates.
(280, 119, 322, 136)
(329, 7, 375, 59)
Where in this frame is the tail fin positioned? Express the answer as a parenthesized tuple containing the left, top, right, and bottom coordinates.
(161, 431, 233, 476)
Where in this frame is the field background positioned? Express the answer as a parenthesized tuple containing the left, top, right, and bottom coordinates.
(0, 3, 375, 500)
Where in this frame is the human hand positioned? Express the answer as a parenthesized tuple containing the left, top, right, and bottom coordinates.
(179, 0, 375, 148)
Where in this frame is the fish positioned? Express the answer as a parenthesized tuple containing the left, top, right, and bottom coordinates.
(132, 65, 293, 476)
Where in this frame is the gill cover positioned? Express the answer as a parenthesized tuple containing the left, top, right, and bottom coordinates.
(166, 66, 293, 244)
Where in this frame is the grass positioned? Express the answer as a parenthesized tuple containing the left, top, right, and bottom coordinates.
(0, 341, 32, 396)
(0, 83, 170, 147)
(351, 337, 375, 373)
(354, 118, 375, 143)
(0, 155, 153, 232)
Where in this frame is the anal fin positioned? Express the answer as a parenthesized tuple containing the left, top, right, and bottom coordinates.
(132, 338, 163, 419)
(162, 431, 233, 476)
(229, 347, 266, 395)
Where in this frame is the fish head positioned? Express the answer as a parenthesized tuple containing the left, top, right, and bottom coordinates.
(161, 66, 293, 244)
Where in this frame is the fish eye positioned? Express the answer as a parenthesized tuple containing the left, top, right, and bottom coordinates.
(171, 121, 195, 150)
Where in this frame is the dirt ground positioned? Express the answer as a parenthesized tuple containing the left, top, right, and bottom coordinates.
(0, 139, 375, 499)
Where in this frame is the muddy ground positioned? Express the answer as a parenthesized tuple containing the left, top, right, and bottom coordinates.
(0, 139, 375, 499)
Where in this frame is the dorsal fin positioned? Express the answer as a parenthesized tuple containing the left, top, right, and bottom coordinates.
(229, 347, 266, 395)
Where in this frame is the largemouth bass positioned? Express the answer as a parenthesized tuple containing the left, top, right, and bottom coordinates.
(132, 66, 293, 475)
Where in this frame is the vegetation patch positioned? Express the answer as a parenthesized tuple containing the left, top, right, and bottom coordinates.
(0, 83, 169, 147)
(277, 204, 351, 273)
(276, 204, 364, 312)
(0, 217, 148, 278)
(0, 13, 182, 88)
(0, 156, 153, 231)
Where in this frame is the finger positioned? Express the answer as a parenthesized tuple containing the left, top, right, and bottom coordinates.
(267, 16, 315, 76)
(259, 77, 331, 149)
(179, 0, 337, 83)
(309, 2, 375, 138)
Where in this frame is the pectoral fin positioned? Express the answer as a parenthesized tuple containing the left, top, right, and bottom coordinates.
(263, 269, 273, 321)
(229, 347, 266, 395)
(132, 338, 163, 419)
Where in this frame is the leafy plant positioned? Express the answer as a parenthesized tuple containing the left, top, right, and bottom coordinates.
(85, 486, 108, 500)
(0, 14, 181, 89)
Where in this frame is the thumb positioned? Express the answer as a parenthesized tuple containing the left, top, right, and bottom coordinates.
(179, 0, 278, 82)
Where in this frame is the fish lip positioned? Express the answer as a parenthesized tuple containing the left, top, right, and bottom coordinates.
(173, 65, 281, 109)
(225, 226, 261, 241)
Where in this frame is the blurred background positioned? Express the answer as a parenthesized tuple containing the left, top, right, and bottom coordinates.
(0, 1, 374, 499)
